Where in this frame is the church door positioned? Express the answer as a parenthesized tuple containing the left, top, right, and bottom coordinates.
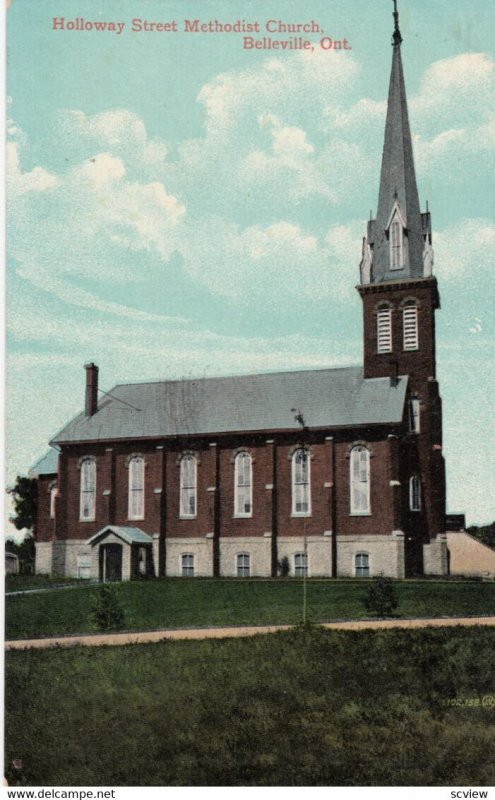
(100, 543, 123, 582)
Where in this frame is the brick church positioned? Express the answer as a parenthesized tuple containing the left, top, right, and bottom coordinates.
(31, 8, 449, 581)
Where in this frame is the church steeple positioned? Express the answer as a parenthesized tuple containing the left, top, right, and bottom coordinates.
(360, 1, 432, 285)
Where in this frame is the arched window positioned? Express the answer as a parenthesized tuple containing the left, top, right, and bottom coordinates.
(390, 218, 403, 270)
(49, 482, 57, 520)
(350, 446, 370, 514)
(180, 455, 197, 517)
(234, 451, 252, 516)
(294, 552, 308, 577)
(410, 475, 421, 511)
(403, 302, 419, 351)
(377, 305, 392, 353)
(128, 456, 145, 520)
(237, 552, 250, 577)
(292, 449, 311, 516)
(181, 553, 194, 576)
(79, 458, 96, 521)
(409, 398, 420, 433)
(355, 552, 370, 577)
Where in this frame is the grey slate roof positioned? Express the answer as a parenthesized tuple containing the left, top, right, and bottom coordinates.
(29, 447, 59, 477)
(51, 366, 408, 445)
(87, 526, 153, 546)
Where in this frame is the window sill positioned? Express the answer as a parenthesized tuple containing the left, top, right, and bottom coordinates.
(233, 514, 253, 519)
(79, 518, 96, 523)
(180, 515, 197, 520)
(291, 513, 312, 518)
(128, 517, 145, 522)
(349, 512, 372, 517)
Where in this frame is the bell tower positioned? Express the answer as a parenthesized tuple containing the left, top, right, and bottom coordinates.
(357, 1, 447, 574)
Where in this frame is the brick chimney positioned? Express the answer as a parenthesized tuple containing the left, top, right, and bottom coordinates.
(389, 358, 399, 387)
(84, 363, 99, 416)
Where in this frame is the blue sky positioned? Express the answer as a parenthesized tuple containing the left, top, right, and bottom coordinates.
(6, 0, 495, 533)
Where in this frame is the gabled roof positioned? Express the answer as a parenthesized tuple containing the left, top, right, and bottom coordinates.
(87, 526, 153, 546)
(29, 447, 59, 477)
(51, 366, 408, 445)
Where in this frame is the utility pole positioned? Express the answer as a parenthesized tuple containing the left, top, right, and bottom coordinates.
(292, 408, 309, 625)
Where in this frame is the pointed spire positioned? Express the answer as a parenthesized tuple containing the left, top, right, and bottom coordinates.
(364, 1, 430, 284)
(392, 0, 403, 46)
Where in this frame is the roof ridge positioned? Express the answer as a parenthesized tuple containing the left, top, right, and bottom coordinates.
(111, 364, 363, 390)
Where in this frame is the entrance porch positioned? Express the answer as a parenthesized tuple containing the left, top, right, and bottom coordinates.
(87, 526, 154, 581)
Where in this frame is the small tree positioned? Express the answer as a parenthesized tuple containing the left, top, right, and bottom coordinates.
(364, 576, 399, 618)
(278, 556, 290, 577)
(7, 475, 37, 531)
(91, 584, 126, 631)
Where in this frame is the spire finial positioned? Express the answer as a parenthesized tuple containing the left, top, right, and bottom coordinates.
(392, 0, 403, 46)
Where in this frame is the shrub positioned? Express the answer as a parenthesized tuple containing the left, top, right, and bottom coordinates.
(91, 584, 126, 631)
(364, 576, 399, 617)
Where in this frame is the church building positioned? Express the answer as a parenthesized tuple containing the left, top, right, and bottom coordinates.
(31, 8, 449, 581)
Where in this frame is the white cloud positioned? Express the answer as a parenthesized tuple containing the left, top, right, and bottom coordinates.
(323, 97, 386, 133)
(62, 109, 168, 170)
(8, 133, 185, 290)
(414, 53, 494, 113)
(178, 216, 363, 305)
(434, 218, 495, 280)
(163, 49, 367, 211)
(7, 141, 59, 196)
(196, 49, 359, 135)
(412, 52, 495, 164)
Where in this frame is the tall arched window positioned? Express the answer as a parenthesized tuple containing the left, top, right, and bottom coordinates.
(49, 482, 57, 520)
(403, 302, 419, 350)
(409, 398, 420, 433)
(128, 456, 145, 520)
(390, 218, 403, 270)
(292, 449, 310, 516)
(79, 458, 96, 521)
(377, 304, 392, 353)
(180, 455, 197, 517)
(350, 446, 370, 514)
(234, 451, 252, 516)
(410, 475, 421, 511)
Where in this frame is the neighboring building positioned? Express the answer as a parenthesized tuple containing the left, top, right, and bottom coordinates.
(446, 527, 495, 579)
(5, 551, 20, 575)
(31, 9, 450, 581)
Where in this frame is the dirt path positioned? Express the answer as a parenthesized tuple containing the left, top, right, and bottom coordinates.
(5, 616, 495, 650)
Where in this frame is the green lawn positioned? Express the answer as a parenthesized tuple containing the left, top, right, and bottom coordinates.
(6, 577, 495, 640)
(5, 626, 495, 786)
(5, 574, 84, 593)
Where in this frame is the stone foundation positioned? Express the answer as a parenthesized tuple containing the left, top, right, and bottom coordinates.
(35, 541, 53, 575)
(219, 536, 272, 577)
(423, 534, 448, 576)
(277, 535, 333, 577)
(166, 537, 214, 577)
(336, 532, 405, 578)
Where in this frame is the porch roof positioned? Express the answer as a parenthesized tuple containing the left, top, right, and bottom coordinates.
(86, 525, 154, 546)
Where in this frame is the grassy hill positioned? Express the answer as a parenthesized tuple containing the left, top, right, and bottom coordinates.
(6, 577, 495, 640)
(6, 626, 495, 786)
